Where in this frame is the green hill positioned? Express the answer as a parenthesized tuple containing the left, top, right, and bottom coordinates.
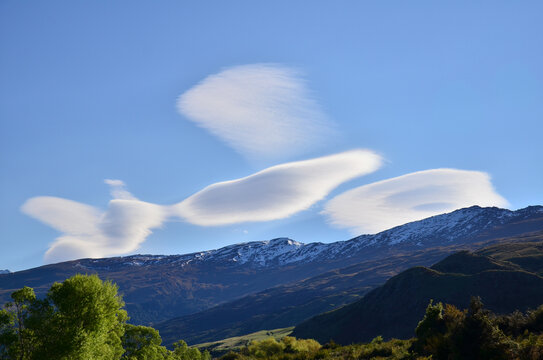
(292, 240, 543, 345)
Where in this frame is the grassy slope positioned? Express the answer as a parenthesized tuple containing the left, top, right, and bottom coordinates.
(193, 327, 294, 356)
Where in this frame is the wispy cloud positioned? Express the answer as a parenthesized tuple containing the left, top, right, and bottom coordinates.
(177, 64, 336, 160)
(22, 150, 382, 263)
(172, 149, 383, 225)
(104, 179, 137, 200)
(21, 181, 168, 264)
(322, 169, 509, 234)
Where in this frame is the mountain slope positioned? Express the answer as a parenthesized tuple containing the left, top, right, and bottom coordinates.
(155, 231, 543, 345)
(154, 244, 475, 345)
(1, 205, 542, 326)
(292, 240, 543, 345)
(0, 240, 335, 324)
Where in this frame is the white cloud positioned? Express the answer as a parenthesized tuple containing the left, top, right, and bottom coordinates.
(22, 150, 382, 263)
(172, 149, 382, 226)
(21, 181, 168, 264)
(322, 169, 509, 234)
(177, 64, 336, 160)
(104, 179, 137, 200)
(21, 197, 102, 236)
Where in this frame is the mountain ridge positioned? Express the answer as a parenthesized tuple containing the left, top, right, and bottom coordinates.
(1, 205, 542, 328)
(25, 205, 542, 272)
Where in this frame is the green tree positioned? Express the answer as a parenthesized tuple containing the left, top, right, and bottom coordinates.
(412, 300, 447, 356)
(0, 308, 16, 359)
(247, 338, 285, 358)
(27, 274, 128, 360)
(281, 336, 320, 353)
(1, 274, 219, 360)
(0, 287, 37, 360)
(448, 297, 513, 360)
(171, 340, 210, 360)
(122, 324, 169, 359)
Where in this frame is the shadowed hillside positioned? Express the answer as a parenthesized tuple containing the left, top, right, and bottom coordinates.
(293, 239, 543, 345)
(156, 231, 543, 346)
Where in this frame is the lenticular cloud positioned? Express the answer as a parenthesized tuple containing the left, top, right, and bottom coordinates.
(21, 181, 168, 264)
(22, 150, 382, 263)
(177, 64, 336, 160)
(322, 169, 509, 234)
(172, 149, 383, 225)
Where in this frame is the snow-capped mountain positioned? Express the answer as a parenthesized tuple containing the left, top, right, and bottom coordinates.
(76, 205, 543, 270)
(0, 270, 10, 275)
(351, 205, 543, 247)
(2, 205, 542, 327)
(155, 206, 543, 345)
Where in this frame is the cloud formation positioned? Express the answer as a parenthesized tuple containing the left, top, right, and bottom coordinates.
(177, 64, 336, 160)
(22, 150, 382, 263)
(173, 149, 383, 225)
(322, 169, 509, 234)
(21, 181, 168, 264)
(104, 179, 137, 200)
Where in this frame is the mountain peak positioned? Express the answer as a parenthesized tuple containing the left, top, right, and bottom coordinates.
(266, 238, 301, 246)
(193, 205, 543, 267)
(69, 205, 542, 271)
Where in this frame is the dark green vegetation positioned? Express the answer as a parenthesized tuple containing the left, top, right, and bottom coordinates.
(217, 299, 543, 360)
(293, 240, 543, 345)
(2, 275, 543, 360)
(0, 274, 210, 360)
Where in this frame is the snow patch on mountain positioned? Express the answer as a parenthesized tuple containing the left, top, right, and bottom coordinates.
(74, 205, 542, 270)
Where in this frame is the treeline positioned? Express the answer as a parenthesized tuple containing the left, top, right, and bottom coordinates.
(0, 274, 209, 360)
(1, 274, 542, 359)
(219, 298, 543, 360)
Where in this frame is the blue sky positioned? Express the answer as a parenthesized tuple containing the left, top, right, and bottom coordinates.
(1, 1, 542, 271)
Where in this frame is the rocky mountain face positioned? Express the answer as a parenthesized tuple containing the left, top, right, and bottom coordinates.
(1, 206, 542, 328)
